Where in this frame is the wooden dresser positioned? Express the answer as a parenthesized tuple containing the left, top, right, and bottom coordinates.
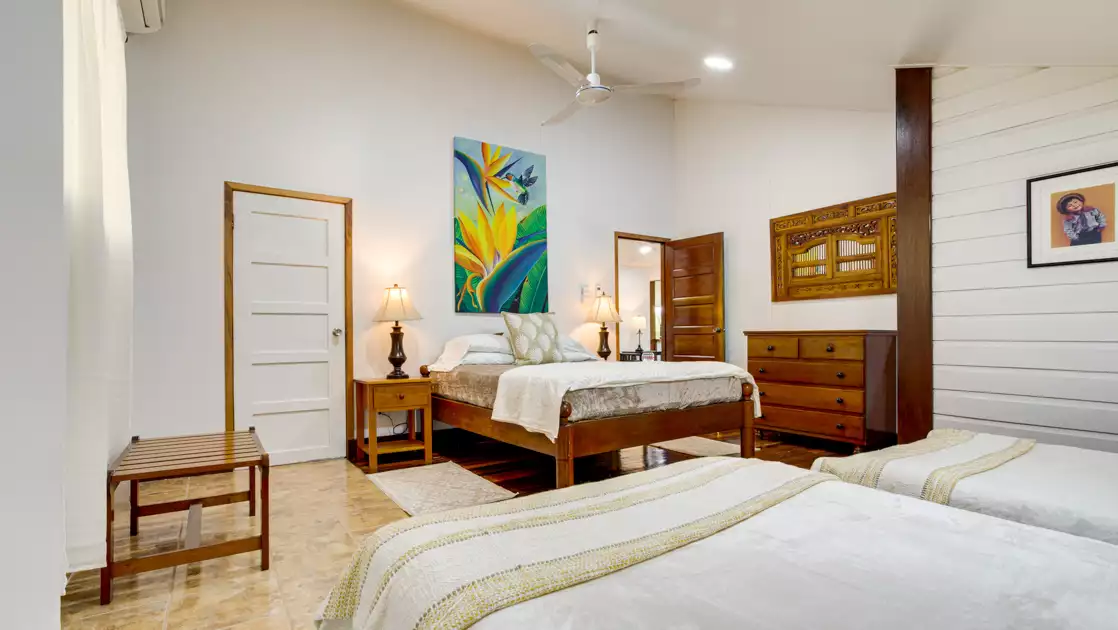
(744, 330, 896, 450)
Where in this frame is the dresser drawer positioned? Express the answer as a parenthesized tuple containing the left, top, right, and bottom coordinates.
(747, 336, 798, 359)
(751, 359, 864, 387)
(373, 384, 429, 410)
(800, 336, 864, 361)
(756, 382, 865, 414)
(757, 405, 864, 442)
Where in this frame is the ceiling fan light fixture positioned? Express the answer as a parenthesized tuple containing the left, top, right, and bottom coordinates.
(703, 55, 734, 72)
(576, 84, 612, 105)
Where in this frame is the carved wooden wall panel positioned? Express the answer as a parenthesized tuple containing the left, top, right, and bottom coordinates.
(770, 193, 898, 302)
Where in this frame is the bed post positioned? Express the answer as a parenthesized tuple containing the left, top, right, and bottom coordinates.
(741, 382, 755, 458)
(555, 422, 575, 489)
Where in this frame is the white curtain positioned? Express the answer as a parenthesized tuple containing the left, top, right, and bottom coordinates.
(63, 0, 134, 571)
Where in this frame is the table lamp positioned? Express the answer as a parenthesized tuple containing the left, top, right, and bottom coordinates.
(588, 294, 622, 359)
(631, 314, 647, 353)
(372, 284, 422, 379)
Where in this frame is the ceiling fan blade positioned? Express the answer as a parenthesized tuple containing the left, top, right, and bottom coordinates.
(612, 78, 700, 95)
(541, 100, 583, 126)
(529, 43, 587, 87)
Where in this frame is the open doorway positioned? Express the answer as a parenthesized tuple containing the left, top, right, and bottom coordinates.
(614, 233, 667, 361)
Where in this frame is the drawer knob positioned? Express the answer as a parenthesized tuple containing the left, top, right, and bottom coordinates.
(759, 391, 766, 397)
(836, 371, 845, 379)
(836, 397, 844, 404)
(766, 345, 775, 351)
(836, 423, 845, 430)
(397, 393, 405, 400)
(826, 344, 835, 352)
(758, 367, 766, 373)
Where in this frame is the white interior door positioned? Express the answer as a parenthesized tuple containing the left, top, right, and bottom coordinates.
(233, 191, 346, 464)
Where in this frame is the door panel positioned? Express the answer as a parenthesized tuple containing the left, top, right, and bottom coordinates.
(663, 233, 725, 361)
(234, 192, 346, 464)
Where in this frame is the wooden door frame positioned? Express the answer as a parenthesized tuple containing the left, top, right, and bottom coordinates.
(613, 232, 670, 360)
(223, 182, 354, 456)
(895, 68, 933, 443)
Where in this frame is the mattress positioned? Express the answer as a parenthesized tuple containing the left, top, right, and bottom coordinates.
(813, 429, 1118, 544)
(430, 364, 742, 422)
(319, 458, 1118, 630)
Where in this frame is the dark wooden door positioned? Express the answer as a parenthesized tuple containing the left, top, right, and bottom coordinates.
(663, 233, 725, 361)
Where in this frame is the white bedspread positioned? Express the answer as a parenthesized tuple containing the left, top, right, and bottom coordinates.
(320, 458, 1118, 630)
(490, 361, 758, 440)
(814, 429, 1118, 544)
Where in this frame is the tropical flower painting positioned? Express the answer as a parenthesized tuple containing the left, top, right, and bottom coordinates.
(453, 137, 548, 313)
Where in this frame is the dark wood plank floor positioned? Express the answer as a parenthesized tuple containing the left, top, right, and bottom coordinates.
(376, 429, 851, 495)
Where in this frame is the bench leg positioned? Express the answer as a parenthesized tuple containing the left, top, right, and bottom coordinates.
(555, 457, 575, 489)
(248, 465, 256, 517)
(129, 480, 139, 536)
(260, 458, 269, 571)
(101, 480, 116, 605)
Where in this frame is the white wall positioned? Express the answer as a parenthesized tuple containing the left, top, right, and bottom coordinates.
(0, 0, 67, 625)
(931, 66, 1118, 452)
(673, 101, 897, 366)
(127, 0, 676, 438)
(617, 264, 658, 351)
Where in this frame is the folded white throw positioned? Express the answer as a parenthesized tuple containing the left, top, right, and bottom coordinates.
(491, 361, 759, 440)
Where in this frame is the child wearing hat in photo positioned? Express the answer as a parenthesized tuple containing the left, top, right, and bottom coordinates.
(1058, 192, 1107, 246)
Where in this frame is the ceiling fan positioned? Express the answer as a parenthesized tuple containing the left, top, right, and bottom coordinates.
(531, 25, 700, 126)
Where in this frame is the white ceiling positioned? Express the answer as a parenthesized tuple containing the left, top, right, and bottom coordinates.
(395, 0, 1118, 111)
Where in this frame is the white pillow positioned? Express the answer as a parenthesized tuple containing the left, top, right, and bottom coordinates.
(460, 352, 516, 366)
(560, 336, 599, 362)
(429, 334, 512, 372)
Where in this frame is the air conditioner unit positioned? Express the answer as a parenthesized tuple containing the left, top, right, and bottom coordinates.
(120, 0, 166, 34)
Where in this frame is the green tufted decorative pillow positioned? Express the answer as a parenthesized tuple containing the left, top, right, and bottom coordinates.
(501, 312, 565, 365)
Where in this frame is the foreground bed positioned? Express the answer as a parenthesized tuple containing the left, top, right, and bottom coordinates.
(420, 362, 757, 488)
(813, 428, 1118, 544)
(319, 457, 1118, 630)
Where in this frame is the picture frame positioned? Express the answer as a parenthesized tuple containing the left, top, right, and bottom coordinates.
(1027, 161, 1118, 268)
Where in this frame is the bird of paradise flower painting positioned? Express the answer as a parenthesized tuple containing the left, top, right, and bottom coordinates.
(454, 137, 547, 313)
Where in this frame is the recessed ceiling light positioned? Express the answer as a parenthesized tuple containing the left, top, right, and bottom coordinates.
(639, 245, 653, 255)
(703, 56, 734, 72)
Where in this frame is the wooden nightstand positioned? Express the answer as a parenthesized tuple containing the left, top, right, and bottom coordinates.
(353, 377, 432, 473)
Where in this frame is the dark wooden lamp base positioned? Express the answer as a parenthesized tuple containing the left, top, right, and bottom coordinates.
(386, 323, 409, 379)
(597, 323, 612, 360)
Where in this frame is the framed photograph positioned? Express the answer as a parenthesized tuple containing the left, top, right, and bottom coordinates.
(1027, 161, 1118, 268)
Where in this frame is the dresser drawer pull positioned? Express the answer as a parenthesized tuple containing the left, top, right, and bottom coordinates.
(758, 391, 766, 397)
(826, 344, 835, 353)
(835, 397, 844, 404)
(758, 367, 766, 373)
(835, 423, 845, 430)
(397, 393, 405, 400)
(766, 345, 775, 351)
(836, 371, 845, 379)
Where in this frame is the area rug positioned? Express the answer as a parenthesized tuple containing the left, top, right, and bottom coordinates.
(368, 462, 516, 516)
(651, 436, 742, 457)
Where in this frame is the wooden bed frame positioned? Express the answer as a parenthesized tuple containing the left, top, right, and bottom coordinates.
(419, 365, 754, 488)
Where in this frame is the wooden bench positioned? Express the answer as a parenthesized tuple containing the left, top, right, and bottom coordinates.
(102, 428, 269, 604)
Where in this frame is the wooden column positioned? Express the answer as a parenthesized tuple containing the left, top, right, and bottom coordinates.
(895, 67, 933, 444)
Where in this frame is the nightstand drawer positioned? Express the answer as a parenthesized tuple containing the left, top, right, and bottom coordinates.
(755, 381, 864, 414)
(373, 384, 429, 410)
(747, 336, 798, 359)
(799, 336, 864, 361)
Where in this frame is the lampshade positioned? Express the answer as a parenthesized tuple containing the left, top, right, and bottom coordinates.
(372, 284, 422, 322)
(631, 315, 647, 331)
(588, 294, 621, 324)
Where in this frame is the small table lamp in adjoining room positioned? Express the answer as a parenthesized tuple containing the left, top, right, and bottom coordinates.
(631, 314, 647, 353)
(372, 284, 422, 379)
(588, 294, 622, 360)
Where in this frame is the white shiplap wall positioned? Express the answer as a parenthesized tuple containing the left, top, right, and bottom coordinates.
(932, 66, 1118, 452)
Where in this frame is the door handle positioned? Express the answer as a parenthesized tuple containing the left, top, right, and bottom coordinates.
(332, 328, 344, 337)
(713, 327, 723, 333)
